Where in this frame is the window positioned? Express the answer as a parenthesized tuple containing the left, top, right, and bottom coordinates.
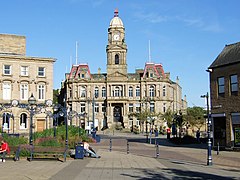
(81, 74, 85, 78)
(136, 86, 140, 97)
(150, 102, 155, 112)
(80, 86, 86, 97)
(149, 85, 155, 97)
(38, 84, 45, 100)
(136, 119, 140, 126)
(21, 66, 28, 76)
(129, 118, 133, 126)
(3, 83, 11, 100)
(38, 67, 45, 77)
(230, 75, 238, 93)
(136, 103, 141, 113)
(163, 103, 166, 113)
(163, 86, 166, 96)
(94, 87, 99, 98)
(80, 103, 85, 113)
(20, 84, 28, 100)
(102, 103, 106, 112)
(3, 65, 11, 75)
(115, 54, 119, 64)
(218, 77, 225, 94)
(2, 113, 11, 130)
(115, 87, 120, 97)
(20, 113, 27, 129)
(95, 103, 99, 113)
(129, 104, 133, 113)
(102, 87, 106, 97)
(129, 87, 133, 97)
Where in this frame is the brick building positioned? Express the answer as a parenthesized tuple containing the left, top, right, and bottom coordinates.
(0, 34, 55, 136)
(208, 42, 240, 148)
(60, 10, 187, 132)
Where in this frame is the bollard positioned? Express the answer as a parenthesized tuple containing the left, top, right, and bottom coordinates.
(217, 142, 219, 155)
(156, 144, 159, 158)
(127, 140, 129, 154)
(110, 138, 112, 152)
(155, 138, 157, 146)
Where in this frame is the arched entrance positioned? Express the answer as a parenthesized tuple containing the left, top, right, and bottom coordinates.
(113, 104, 124, 127)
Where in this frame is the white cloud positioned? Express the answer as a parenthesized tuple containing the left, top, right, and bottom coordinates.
(134, 11, 168, 23)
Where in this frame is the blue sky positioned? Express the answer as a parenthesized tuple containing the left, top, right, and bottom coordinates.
(1, 0, 240, 107)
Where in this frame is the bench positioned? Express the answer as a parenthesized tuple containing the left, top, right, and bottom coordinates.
(28, 146, 67, 162)
(0, 146, 21, 161)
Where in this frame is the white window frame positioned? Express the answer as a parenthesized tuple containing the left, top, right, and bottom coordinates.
(38, 67, 45, 77)
(38, 84, 45, 100)
(20, 113, 27, 129)
(129, 87, 133, 97)
(3, 65, 11, 75)
(21, 66, 28, 76)
(149, 85, 155, 97)
(136, 86, 140, 97)
(3, 82, 11, 100)
(20, 84, 28, 100)
(102, 87, 106, 97)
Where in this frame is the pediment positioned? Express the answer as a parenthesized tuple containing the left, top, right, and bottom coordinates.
(108, 71, 127, 78)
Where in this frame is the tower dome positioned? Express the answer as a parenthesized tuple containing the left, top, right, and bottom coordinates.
(109, 9, 124, 28)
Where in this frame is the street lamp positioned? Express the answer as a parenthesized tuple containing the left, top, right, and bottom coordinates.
(201, 92, 212, 166)
(28, 93, 37, 145)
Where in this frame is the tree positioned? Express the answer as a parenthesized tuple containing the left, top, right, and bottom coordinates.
(185, 106, 206, 131)
(53, 89, 60, 104)
(162, 108, 174, 128)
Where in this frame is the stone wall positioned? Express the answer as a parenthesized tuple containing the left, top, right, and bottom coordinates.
(0, 34, 26, 55)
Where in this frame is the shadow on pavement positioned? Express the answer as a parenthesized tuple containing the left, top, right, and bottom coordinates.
(121, 168, 236, 180)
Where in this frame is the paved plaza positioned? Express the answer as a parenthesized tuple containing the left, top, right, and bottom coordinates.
(0, 133, 239, 179)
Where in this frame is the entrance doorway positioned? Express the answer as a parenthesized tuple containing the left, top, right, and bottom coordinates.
(113, 104, 124, 127)
(213, 117, 226, 147)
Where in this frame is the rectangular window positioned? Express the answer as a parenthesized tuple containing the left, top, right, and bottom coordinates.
(38, 84, 45, 100)
(218, 77, 225, 94)
(136, 103, 141, 113)
(3, 83, 11, 100)
(20, 84, 28, 100)
(230, 75, 238, 93)
(95, 103, 99, 113)
(38, 67, 45, 77)
(136, 87, 140, 97)
(3, 65, 11, 75)
(21, 66, 28, 76)
(129, 87, 133, 97)
(80, 103, 86, 113)
(102, 103, 106, 112)
(129, 103, 133, 113)
(150, 102, 155, 112)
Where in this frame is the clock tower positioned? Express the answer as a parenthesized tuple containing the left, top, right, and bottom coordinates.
(106, 9, 127, 76)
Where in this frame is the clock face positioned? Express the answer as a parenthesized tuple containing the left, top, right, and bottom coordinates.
(113, 34, 120, 41)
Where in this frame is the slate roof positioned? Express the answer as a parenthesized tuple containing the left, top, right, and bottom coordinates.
(209, 42, 240, 69)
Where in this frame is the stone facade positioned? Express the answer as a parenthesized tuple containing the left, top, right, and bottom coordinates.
(60, 10, 187, 132)
(0, 34, 55, 136)
(208, 42, 240, 148)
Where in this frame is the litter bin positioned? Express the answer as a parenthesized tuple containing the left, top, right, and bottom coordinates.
(75, 142, 84, 159)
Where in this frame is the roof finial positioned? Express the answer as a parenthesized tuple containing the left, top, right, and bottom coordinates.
(114, 8, 119, 17)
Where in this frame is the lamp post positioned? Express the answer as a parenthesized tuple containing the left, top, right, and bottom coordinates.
(201, 92, 212, 166)
(28, 93, 37, 145)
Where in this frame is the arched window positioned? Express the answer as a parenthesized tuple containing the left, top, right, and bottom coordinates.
(115, 87, 120, 97)
(94, 87, 99, 98)
(115, 54, 119, 64)
(20, 113, 27, 129)
(2, 112, 10, 130)
(149, 85, 155, 97)
(129, 87, 133, 97)
(102, 87, 106, 97)
(136, 86, 140, 97)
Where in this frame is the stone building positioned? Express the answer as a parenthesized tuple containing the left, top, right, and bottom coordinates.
(208, 42, 240, 149)
(60, 10, 187, 132)
(0, 34, 55, 136)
